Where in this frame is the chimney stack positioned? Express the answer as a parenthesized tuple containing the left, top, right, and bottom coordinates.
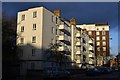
(54, 10, 61, 17)
(70, 18, 76, 25)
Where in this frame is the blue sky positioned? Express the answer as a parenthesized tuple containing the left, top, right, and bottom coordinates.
(2, 2, 119, 56)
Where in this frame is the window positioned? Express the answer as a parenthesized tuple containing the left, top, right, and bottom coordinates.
(103, 47, 106, 51)
(31, 62, 35, 69)
(32, 36, 36, 43)
(20, 37, 24, 44)
(56, 17, 58, 24)
(52, 27, 54, 34)
(97, 28, 99, 30)
(102, 28, 105, 30)
(21, 26, 24, 32)
(96, 31, 100, 35)
(96, 36, 100, 40)
(33, 24, 36, 30)
(88, 31, 92, 35)
(21, 14, 25, 21)
(97, 42, 100, 46)
(102, 36, 106, 40)
(33, 11, 37, 18)
(32, 49, 35, 56)
(51, 39, 54, 44)
(102, 31, 106, 35)
(102, 42, 106, 46)
(97, 47, 100, 51)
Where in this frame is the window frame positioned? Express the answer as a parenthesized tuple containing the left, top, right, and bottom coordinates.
(33, 24, 36, 30)
(32, 49, 35, 56)
(33, 11, 37, 18)
(21, 26, 24, 32)
(21, 14, 25, 21)
(32, 36, 36, 43)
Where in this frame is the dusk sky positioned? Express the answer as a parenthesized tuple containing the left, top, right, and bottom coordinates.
(2, 2, 119, 56)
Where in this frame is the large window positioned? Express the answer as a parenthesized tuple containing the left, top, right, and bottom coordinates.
(102, 31, 106, 35)
(21, 26, 24, 32)
(32, 36, 36, 43)
(20, 37, 24, 44)
(102, 36, 106, 40)
(96, 31, 100, 35)
(96, 36, 100, 40)
(33, 24, 36, 30)
(21, 14, 25, 21)
(33, 11, 37, 18)
(88, 31, 92, 35)
(32, 49, 35, 56)
(102, 42, 106, 46)
(96, 42, 100, 46)
(103, 47, 106, 51)
(97, 47, 100, 51)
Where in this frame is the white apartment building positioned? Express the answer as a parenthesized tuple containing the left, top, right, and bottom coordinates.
(17, 7, 71, 75)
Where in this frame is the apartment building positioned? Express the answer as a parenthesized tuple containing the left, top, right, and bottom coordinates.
(16, 7, 71, 75)
(16, 7, 106, 75)
(77, 24, 110, 66)
(70, 19, 95, 68)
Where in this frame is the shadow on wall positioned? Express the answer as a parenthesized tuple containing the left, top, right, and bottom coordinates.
(2, 42, 84, 80)
(16, 43, 81, 77)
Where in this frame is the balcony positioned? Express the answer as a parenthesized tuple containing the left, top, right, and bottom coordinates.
(76, 33, 81, 38)
(58, 46, 65, 51)
(88, 39, 93, 43)
(76, 51, 81, 55)
(76, 60, 81, 63)
(75, 42, 81, 46)
(89, 54, 94, 58)
(89, 46, 94, 51)
(58, 35, 65, 41)
(89, 61, 94, 64)
(59, 25, 65, 30)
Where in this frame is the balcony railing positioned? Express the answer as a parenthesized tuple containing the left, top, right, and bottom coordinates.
(89, 54, 94, 58)
(76, 33, 81, 38)
(76, 51, 81, 55)
(89, 46, 94, 51)
(89, 61, 94, 64)
(59, 25, 65, 30)
(58, 35, 65, 41)
(58, 46, 65, 51)
(75, 42, 81, 46)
